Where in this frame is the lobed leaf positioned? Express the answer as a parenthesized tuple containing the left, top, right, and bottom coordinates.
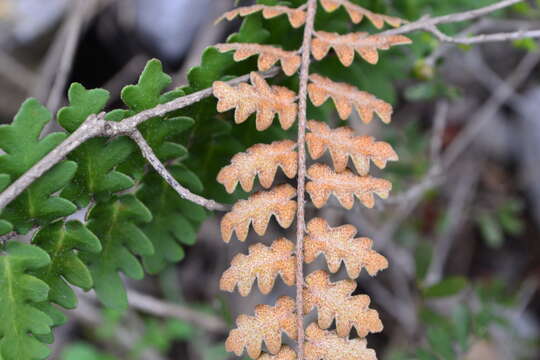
(304, 218, 388, 279)
(215, 43, 301, 76)
(319, 0, 406, 29)
(304, 270, 383, 337)
(216, 5, 306, 29)
(308, 74, 393, 123)
(31, 220, 101, 310)
(221, 238, 296, 296)
(0, 242, 53, 360)
(83, 195, 154, 309)
(226, 296, 297, 359)
(217, 140, 297, 193)
(0, 99, 76, 232)
(221, 184, 297, 242)
(306, 164, 391, 209)
(58, 83, 135, 207)
(312, 31, 412, 66)
(304, 323, 376, 360)
(306, 120, 398, 175)
(137, 165, 205, 274)
(213, 71, 298, 131)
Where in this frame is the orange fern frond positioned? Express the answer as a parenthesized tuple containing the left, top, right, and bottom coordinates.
(304, 323, 376, 360)
(216, 5, 307, 28)
(217, 140, 297, 193)
(226, 296, 297, 359)
(306, 120, 398, 175)
(258, 346, 297, 360)
(319, 0, 406, 29)
(304, 218, 388, 278)
(215, 43, 301, 76)
(221, 184, 297, 242)
(306, 164, 391, 209)
(312, 31, 412, 65)
(304, 270, 383, 337)
(213, 72, 298, 131)
(308, 74, 392, 123)
(220, 238, 296, 296)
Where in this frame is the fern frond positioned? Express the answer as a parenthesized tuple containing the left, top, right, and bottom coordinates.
(215, 43, 301, 76)
(304, 270, 382, 337)
(304, 218, 388, 278)
(58, 83, 135, 207)
(258, 346, 297, 360)
(220, 238, 296, 296)
(138, 166, 205, 274)
(82, 195, 154, 309)
(319, 0, 406, 29)
(32, 220, 101, 310)
(221, 184, 297, 242)
(312, 31, 412, 65)
(216, 5, 307, 28)
(0, 99, 77, 232)
(0, 242, 53, 360)
(306, 121, 398, 175)
(306, 164, 391, 209)
(226, 296, 297, 359)
(308, 74, 393, 123)
(304, 323, 376, 360)
(217, 140, 297, 193)
(213, 72, 298, 131)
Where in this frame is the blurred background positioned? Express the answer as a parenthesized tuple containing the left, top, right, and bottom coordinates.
(1, 0, 540, 359)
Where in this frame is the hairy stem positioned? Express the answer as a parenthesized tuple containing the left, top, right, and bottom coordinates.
(129, 130, 229, 211)
(296, 0, 317, 357)
(0, 69, 279, 212)
(383, 0, 524, 36)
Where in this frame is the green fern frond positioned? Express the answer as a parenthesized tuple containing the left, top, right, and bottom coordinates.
(58, 84, 135, 207)
(0, 242, 53, 360)
(0, 99, 77, 233)
(138, 165, 205, 274)
(82, 195, 153, 309)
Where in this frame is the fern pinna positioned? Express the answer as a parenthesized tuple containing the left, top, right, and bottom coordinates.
(214, 1, 409, 359)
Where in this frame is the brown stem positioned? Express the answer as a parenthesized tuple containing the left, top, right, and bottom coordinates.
(295, 0, 317, 358)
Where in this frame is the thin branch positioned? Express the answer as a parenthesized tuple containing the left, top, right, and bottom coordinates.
(430, 101, 449, 164)
(295, 0, 317, 358)
(126, 289, 228, 333)
(428, 25, 540, 44)
(424, 160, 479, 285)
(46, 0, 90, 114)
(129, 130, 229, 211)
(0, 69, 279, 212)
(384, 0, 524, 36)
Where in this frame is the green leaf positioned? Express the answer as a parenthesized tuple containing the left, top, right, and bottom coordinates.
(83, 195, 154, 309)
(476, 212, 504, 248)
(138, 165, 205, 274)
(426, 326, 455, 360)
(0, 99, 77, 232)
(58, 83, 135, 207)
(0, 242, 53, 360)
(61, 343, 118, 360)
(32, 220, 101, 309)
(423, 276, 468, 298)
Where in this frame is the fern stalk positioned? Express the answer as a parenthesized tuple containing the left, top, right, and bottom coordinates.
(295, 0, 318, 357)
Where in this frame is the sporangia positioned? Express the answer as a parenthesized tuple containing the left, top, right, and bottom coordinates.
(214, 0, 408, 359)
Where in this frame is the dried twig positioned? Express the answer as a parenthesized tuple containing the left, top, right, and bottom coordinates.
(130, 130, 229, 211)
(126, 290, 228, 332)
(295, 1, 317, 358)
(384, 0, 524, 36)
